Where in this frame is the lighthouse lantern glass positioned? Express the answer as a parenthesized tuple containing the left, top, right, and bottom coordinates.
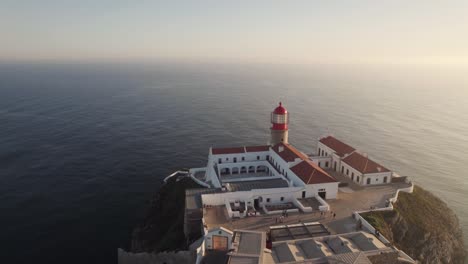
(271, 113, 289, 124)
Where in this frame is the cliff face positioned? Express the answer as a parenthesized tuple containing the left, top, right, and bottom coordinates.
(363, 185, 466, 264)
(131, 177, 200, 253)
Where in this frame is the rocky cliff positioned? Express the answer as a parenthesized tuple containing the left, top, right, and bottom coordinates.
(362, 185, 466, 264)
(131, 176, 200, 253)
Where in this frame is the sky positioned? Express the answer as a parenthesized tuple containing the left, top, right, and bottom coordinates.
(1, 0, 468, 65)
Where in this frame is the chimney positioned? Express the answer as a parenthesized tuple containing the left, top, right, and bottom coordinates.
(279, 145, 284, 152)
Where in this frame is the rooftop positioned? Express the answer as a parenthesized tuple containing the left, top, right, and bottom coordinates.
(212, 145, 270, 155)
(290, 160, 337, 184)
(225, 178, 289, 192)
(271, 143, 308, 162)
(228, 230, 265, 264)
(185, 188, 223, 210)
(319, 136, 356, 157)
(269, 222, 330, 242)
(269, 231, 390, 264)
(342, 152, 390, 174)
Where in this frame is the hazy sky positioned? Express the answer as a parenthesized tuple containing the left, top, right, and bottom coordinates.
(1, 0, 468, 65)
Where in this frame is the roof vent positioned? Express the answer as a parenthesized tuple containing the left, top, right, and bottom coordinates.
(377, 167, 382, 172)
(279, 145, 284, 152)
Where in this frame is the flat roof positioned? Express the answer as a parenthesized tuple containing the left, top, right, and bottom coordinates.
(225, 178, 289, 192)
(185, 188, 223, 210)
(228, 230, 265, 264)
(270, 222, 330, 242)
(211, 145, 270, 155)
(270, 231, 393, 264)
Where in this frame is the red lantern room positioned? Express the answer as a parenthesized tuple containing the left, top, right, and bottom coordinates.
(270, 102, 289, 145)
(271, 102, 289, 130)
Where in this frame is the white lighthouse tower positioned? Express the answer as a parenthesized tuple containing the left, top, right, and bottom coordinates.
(270, 102, 289, 145)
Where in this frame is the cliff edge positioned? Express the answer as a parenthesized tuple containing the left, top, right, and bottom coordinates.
(130, 177, 200, 253)
(362, 185, 466, 264)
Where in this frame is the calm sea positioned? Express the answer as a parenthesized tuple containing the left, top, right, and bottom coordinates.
(0, 62, 467, 263)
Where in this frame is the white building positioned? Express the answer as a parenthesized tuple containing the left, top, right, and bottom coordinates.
(313, 135, 393, 186)
(187, 103, 339, 223)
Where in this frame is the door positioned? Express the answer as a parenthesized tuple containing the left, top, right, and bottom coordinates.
(212, 235, 228, 251)
(318, 191, 326, 199)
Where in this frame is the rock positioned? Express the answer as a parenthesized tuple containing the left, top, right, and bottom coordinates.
(362, 185, 466, 264)
(130, 176, 201, 253)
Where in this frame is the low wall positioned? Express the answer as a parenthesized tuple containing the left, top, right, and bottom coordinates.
(352, 212, 391, 245)
(352, 181, 415, 246)
(315, 195, 330, 211)
(118, 248, 193, 264)
(189, 174, 211, 188)
(262, 204, 299, 215)
(225, 200, 233, 218)
(195, 241, 205, 264)
(293, 199, 313, 213)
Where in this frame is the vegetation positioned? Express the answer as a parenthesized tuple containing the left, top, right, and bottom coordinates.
(362, 185, 466, 264)
(131, 176, 200, 253)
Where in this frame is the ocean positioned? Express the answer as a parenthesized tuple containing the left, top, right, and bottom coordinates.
(0, 62, 467, 263)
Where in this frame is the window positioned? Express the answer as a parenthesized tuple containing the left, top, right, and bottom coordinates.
(242, 157, 245, 161)
(280, 197, 284, 201)
(318, 188, 325, 192)
(346, 169, 349, 175)
(266, 198, 271, 202)
(318, 148, 321, 155)
(226, 158, 229, 161)
(218, 158, 222, 164)
(367, 178, 371, 185)
(351, 173, 354, 180)
(266, 155, 269, 160)
(318, 162, 321, 167)
(384, 176, 388, 183)
(321, 150, 324, 156)
(325, 162, 329, 167)
(233, 157, 237, 163)
(341, 166, 344, 173)
(257, 156, 260, 160)
(357, 176, 360, 182)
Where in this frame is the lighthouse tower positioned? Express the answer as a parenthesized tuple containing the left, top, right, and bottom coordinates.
(270, 102, 289, 145)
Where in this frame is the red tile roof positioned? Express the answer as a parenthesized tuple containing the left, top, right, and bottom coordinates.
(211, 147, 245, 155)
(271, 143, 308, 162)
(319, 136, 355, 157)
(245, 145, 270, 152)
(342, 152, 390, 174)
(291, 160, 337, 184)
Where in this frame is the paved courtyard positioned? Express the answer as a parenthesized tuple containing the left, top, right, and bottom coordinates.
(204, 181, 411, 235)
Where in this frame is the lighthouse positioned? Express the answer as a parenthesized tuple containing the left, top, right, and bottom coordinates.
(270, 102, 289, 145)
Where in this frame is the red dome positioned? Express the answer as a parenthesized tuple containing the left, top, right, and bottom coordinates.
(273, 102, 287, 114)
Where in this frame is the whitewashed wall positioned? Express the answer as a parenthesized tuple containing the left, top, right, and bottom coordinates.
(362, 171, 392, 185)
(305, 182, 339, 199)
(201, 187, 305, 207)
(317, 142, 336, 157)
(340, 161, 364, 184)
(204, 228, 233, 250)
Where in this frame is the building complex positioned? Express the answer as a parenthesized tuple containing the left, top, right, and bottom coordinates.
(183, 102, 415, 264)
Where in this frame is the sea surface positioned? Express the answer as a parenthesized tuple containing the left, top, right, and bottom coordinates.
(0, 62, 467, 263)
